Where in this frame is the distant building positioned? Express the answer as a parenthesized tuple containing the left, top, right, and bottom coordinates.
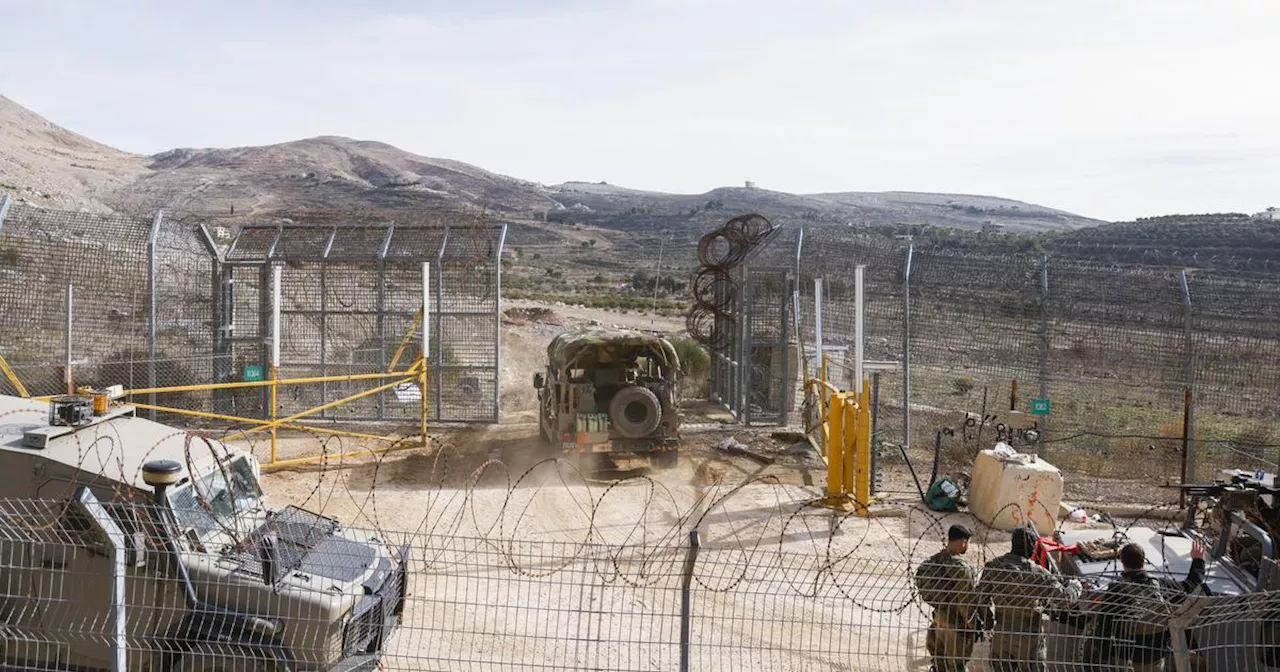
(744, 181, 756, 189)
(1253, 207, 1279, 220)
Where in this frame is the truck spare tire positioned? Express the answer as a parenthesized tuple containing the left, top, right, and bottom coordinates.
(609, 386, 662, 439)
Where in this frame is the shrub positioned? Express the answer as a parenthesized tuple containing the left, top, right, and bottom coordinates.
(0, 248, 20, 265)
(1153, 419, 1201, 459)
(953, 376, 975, 395)
(671, 337, 710, 398)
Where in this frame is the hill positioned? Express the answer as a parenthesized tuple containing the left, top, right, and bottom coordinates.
(544, 182, 1102, 238)
(882, 212, 1280, 272)
(0, 95, 149, 212)
(0, 94, 1102, 237)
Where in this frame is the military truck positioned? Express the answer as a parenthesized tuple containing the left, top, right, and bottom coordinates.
(0, 393, 408, 670)
(1043, 469, 1279, 670)
(534, 328, 682, 468)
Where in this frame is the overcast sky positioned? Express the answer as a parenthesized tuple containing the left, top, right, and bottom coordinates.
(2, 0, 1277, 221)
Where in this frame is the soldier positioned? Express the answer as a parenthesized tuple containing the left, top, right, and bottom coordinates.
(978, 527, 1083, 671)
(1088, 541, 1206, 672)
(915, 524, 986, 671)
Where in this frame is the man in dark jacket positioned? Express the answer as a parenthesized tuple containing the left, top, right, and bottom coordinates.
(1089, 540, 1206, 671)
(978, 527, 1083, 671)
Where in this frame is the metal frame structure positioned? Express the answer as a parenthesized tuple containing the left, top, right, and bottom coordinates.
(203, 219, 506, 424)
(707, 227, 802, 426)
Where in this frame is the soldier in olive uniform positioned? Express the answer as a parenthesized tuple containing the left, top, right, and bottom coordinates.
(915, 524, 986, 672)
(1088, 541, 1206, 672)
(978, 527, 1083, 671)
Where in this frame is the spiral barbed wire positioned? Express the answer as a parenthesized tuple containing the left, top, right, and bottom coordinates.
(686, 214, 778, 352)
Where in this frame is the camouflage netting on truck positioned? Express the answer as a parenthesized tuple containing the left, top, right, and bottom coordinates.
(546, 328, 679, 370)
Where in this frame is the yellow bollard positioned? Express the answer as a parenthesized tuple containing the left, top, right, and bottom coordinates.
(826, 393, 844, 497)
(842, 395, 857, 497)
(419, 366, 429, 447)
(855, 379, 872, 513)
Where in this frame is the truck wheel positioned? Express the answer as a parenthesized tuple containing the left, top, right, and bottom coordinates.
(609, 386, 662, 439)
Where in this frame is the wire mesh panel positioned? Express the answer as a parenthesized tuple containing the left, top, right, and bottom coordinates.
(0, 201, 151, 395)
(688, 547, 923, 671)
(0, 478, 1276, 672)
(1187, 270, 1280, 480)
(211, 218, 505, 424)
(390, 536, 684, 670)
(149, 215, 217, 420)
(744, 267, 793, 424)
(1042, 260, 1188, 489)
(696, 217, 799, 426)
(0, 201, 504, 426)
(793, 229, 1279, 501)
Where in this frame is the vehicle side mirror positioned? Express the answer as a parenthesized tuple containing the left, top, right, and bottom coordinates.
(533, 373, 545, 389)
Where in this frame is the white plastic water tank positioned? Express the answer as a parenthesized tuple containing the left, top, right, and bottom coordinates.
(968, 444, 1063, 535)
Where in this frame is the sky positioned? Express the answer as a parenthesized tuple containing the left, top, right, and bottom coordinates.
(1, 0, 1277, 221)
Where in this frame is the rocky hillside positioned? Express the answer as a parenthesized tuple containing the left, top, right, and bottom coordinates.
(0, 95, 149, 212)
(547, 181, 1101, 238)
(0, 94, 1103, 234)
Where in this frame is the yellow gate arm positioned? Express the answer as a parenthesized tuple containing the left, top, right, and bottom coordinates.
(387, 307, 424, 373)
(0, 354, 29, 398)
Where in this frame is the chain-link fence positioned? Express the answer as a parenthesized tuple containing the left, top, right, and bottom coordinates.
(0, 196, 505, 424)
(795, 231, 1280, 499)
(694, 216, 801, 426)
(1, 492, 1275, 671)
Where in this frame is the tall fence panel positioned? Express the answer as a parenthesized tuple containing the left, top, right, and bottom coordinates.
(1187, 270, 1280, 479)
(0, 201, 152, 396)
(1041, 260, 1188, 487)
(698, 217, 800, 426)
(0, 200, 505, 426)
(797, 232, 1280, 498)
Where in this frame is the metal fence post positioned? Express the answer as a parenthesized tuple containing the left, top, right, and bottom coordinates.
(1168, 592, 1210, 672)
(376, 224, 393, 421)
(870, 371, 880, 494)
(1038, 255, 1049, 455)
(902, 243, 913, 451)
(435, 260, 444, 421)
(494, 223, 508, 424)
(65, 283, 74, 394)
(780, 275, 793, 424)
(0, 193, 10, 232)
(679, 530, 702, 672)
(814, 277, 823, 389)
(1179, 270, 1197, 494)
(72, 488, 127, 672)
(147, 210, 163, 419)
(737, 269, 748, 423)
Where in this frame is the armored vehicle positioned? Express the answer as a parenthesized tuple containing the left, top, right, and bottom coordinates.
(0, 393, 408, 670)
(534, 328, 682, 468)
(1043, 470, 1279, 670)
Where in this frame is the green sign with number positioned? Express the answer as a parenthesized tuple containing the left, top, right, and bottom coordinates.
(1031, 398, 1050, 416)
(243, 365, 264, 382)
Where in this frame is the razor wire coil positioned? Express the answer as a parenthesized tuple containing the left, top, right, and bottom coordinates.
(687, 214, 777, 353)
